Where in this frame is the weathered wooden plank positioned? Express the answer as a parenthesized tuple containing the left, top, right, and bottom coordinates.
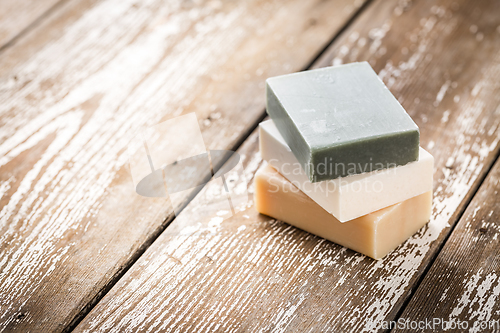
(392, 157, 500, 332)
(0, 0, 365, 331)
(0, 0, 63, 51)
(74, 0, 500, 331)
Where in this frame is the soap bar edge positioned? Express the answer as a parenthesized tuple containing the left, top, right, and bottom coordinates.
(266, 80, 312, 177)
(265, 62, 421, 182)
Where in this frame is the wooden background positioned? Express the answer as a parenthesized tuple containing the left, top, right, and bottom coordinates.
(0, 0, 499, 332)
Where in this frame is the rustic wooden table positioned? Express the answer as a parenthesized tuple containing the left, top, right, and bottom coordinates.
(1, 0, 499, 332)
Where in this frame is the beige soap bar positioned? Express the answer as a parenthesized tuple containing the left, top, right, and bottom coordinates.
(254, 164, 432, 259)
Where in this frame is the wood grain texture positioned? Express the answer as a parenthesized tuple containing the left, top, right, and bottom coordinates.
(392, 156, 500, 332)
(74, 0, 500, 332)
(0, 0, 63, 50)
(0, 0, 365, 331)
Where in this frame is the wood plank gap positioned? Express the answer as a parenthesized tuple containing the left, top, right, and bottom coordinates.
(202, 0, 376, 165)
(299, 0, 376, 72)
(388, 144, 500, 333)
(58, 4, 374, 333)
(0, 0, 73, 55)
(1, 0, 368, 329)
(61, 213, 176, 333)
(72, 0, 500, 330)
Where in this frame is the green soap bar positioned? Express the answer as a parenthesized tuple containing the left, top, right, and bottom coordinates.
(266, 62, 419, 183)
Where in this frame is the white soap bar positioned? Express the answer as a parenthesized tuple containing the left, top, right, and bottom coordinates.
(259, 120, 434, 222)
(254, 164, 432, 259)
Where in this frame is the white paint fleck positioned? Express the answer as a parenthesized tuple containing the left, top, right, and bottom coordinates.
(435, 80, 451, 106)
(450, 270, 483, 318)
(471, 206, 481, 219)
(0, 177, 13, 200)
(348, 31, 359, 43)
(216, 210, 229, 216)
(67, 6, 500, 333)
(471, 83, 482, 96)
(447, 271, 500, 333)
(441, 110, 450, 123)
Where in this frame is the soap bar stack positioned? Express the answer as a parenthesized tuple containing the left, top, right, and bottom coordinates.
(254, 62, 433, 259)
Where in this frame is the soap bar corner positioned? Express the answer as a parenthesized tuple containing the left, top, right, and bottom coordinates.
(265, 62, 420, 182)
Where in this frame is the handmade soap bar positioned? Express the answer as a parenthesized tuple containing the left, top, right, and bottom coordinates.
(259, 120, 433, 222)
(254, 164, 432, 259)
(266, 62, 419, 182)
